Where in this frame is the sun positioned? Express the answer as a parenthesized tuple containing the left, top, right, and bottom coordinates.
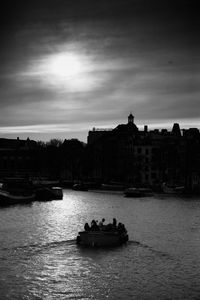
(47, 53, 83, 79)
(40, 51, 96, 91)
(30, 50, 99, 92)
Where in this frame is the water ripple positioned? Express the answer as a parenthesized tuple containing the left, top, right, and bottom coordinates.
(0, 190, 200, 299)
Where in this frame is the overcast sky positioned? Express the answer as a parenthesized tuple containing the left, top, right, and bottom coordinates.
(0, 0, 199, 142)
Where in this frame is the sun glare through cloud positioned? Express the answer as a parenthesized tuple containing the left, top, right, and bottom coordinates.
(33, 51, 101, 92)
(47, 52, 83, 79)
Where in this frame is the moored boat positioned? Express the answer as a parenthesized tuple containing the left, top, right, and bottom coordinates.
(51, 187, 63, 199)
(0, 177, 35, 206)
(73, 183, 88, 191)
(124, 187, 152, 197)
(35, 186, 63, 201)
(76, 230, 128, 247)
(1, 177, 34, 195)
(0, 189, 35, 206)
(161, 183, 185, 194)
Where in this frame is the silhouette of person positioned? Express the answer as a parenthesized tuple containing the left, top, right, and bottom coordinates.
(113, 218, 117, 228)
(99, 218, 105, 228)
(91, 220, 99, 231)
(84, 222, 90, 231)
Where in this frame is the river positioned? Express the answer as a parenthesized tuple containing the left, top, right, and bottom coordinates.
(0, 190, 200, 299)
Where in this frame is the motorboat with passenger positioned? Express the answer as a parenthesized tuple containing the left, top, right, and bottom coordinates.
(76, 219, 128, 247)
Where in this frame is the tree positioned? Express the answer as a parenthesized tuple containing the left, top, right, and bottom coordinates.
(46, 139, 63, 148)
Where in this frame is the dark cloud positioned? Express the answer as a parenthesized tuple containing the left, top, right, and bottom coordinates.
(0, 0, 198, 39)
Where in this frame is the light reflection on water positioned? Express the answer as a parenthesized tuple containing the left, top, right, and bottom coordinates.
(0, 190, 200, 299)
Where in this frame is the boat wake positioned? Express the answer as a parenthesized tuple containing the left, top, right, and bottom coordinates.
(1, 239, 173, 261)
(128, 240, 173, 259)
(1, 239, 76, 253)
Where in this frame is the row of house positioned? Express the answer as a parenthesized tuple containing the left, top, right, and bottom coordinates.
(0, 114, 200, 192)
(0, 137, 84, 180)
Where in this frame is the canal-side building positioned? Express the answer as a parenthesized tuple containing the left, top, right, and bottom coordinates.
(0, 138, 39, 179)
(0, 137, 86, 182)
(87, 114, 200, 191)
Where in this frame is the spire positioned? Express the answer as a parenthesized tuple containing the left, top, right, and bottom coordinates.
(128, 113, 134, 124)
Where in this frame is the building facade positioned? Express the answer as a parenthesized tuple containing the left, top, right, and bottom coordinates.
(87, 115, 200, 191)
(0, 138, 39, 178)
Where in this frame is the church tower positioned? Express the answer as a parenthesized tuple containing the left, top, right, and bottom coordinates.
(128, 113, 134, 124)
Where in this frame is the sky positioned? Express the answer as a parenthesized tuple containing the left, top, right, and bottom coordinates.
(0, 0, 199, 142)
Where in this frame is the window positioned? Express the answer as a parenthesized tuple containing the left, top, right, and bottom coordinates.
(151, 173, 157, 179)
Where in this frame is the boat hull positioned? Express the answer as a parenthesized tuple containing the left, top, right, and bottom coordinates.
(77, 231, 128, 247)
(0, 190, 35, 206)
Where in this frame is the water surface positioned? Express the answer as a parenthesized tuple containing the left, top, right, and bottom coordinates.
(0, 190, 200, 299)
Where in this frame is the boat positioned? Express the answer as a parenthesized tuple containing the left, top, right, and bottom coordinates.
(76, 230, 128, 247)
(35, 186, 63, 201)
(0, 178, 63, 205)
(0, 189, 35, 206)
(124, 187, 152, 197)
(0, 177, 35, 206)
(51, 187, 63, 199)
(73, 183, 88, 191)
(1, 177, 34, 195)
(161, 183, 185, 194)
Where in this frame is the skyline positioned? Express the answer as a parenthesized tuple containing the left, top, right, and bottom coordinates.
(0, 0, 199, 142)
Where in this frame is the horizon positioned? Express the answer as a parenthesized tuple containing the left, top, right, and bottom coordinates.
(0, 0, 199, 142)
(0, 116, 199, 143)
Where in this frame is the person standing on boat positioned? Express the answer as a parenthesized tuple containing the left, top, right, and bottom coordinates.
(84, 222, 90, 231)
(121, 223, 127, 233)
(91, 220, 99, 231)
(113, 218, 117, 228)
(99, 218, 105, 229)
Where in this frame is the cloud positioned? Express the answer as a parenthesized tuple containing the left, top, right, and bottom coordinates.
(0, 0, 199, 142)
